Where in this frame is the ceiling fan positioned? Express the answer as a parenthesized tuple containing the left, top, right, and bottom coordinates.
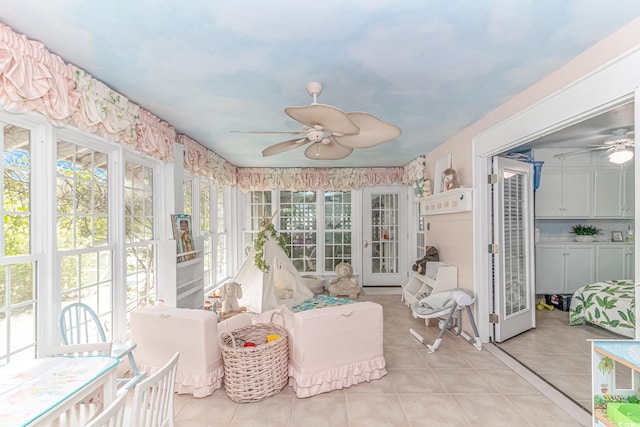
(553, 127, 635, 164)
(231, 82, 402, 160)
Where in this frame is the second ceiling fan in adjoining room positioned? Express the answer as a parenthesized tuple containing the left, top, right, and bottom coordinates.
(553, 127, 635, 164)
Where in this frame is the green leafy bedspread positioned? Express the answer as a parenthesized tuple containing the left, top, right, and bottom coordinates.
(569, 280, 636, 338)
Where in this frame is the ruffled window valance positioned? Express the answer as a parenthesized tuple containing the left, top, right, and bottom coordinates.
(180, 134, 236, 187)
(0, 23, 80, 122)
(0, 22, 174, 162)
(236, 167, 405, 191)
(402, 155, 426, 184)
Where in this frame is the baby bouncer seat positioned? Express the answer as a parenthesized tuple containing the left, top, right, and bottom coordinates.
(409, 288, 483, 353)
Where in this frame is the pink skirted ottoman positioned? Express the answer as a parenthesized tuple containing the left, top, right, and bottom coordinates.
(130, 306, 223, 397)
(219, 300, 387, 398)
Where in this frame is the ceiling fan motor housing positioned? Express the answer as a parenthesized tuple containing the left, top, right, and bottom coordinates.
(306, 129, 324, 142)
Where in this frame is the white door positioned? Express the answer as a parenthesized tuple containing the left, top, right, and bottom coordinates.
(361, 186, 408, 286)
(492, 157, 536, 342)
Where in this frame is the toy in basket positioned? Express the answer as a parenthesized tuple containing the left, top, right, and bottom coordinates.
(219, 312, 289, 403)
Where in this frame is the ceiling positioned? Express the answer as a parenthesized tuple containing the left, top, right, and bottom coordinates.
(2, 1, 640, 168)
(515, 102, 635, 153)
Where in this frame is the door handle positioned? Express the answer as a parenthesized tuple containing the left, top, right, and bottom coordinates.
(363, 240, 369, 248)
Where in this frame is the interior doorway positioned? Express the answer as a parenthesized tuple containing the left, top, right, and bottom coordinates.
(487, 101, 636, 410)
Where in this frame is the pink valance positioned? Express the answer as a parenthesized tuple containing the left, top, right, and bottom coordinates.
(180, 135, 211, 177)
(180, 134, 236, 187)
(0, 22, 174, 161)
(0, 23, 79, 122)
(72, 69, 140, 145)
(236, 167, 405, 191)
(135, 110, 175, 161)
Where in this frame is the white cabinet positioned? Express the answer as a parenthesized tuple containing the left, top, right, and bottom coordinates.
(536, 242, 633, 294)
(623, 167, 635, 217)
(157, 238, 205, 309)
(535, 243, 595, 294)
(625, 244, 635, 279)
(533, 148, 634, 219)
(593, 166, 634, 217)
(533, 150, 592, 218)
(565, 244, 595, 293)
(595, 244, 634, 282)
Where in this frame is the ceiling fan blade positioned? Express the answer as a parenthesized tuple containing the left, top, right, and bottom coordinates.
(262, 137, 309, 157)
(285, 104, 360, 136)
(304, 137, 353, 160)
(552, 147, 608, 158)
(230, 130, 306, 134)
(333, 112, 402, 149)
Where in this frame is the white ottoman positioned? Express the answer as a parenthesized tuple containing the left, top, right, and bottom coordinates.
(130, 306, 223, 397)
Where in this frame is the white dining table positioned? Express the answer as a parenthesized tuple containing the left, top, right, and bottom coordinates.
(0, 355, 119, 427)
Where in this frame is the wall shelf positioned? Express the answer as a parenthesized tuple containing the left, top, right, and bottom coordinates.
(418, 187, 473, 215)
(157, 237, 205, 309)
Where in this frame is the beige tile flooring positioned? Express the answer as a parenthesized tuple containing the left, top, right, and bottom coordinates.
(496, 302, 628, 411)
(172, 294, 587, 426)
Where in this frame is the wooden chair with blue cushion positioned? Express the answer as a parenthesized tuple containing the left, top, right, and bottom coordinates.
(59, 302, 146, 392)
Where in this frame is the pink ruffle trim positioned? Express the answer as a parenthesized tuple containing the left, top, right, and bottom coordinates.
(138, 363, 224, 398)
(288, 356, 387, 398)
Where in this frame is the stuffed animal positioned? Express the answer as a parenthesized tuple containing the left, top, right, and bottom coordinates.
(441, 168, 460, 191)
(219, 281, 244, 316)
(412, 246, 439, 275)
(328, 262, 360, 298)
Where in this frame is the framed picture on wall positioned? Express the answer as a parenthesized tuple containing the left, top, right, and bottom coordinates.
(612, 231, 624, 242)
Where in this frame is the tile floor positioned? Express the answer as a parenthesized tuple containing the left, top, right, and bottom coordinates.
(172, 293, 587, 426)
(497, 303, 629, 411)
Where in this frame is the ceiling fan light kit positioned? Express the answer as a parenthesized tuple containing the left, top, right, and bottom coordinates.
(608, 147, 634, 164)
(233, 82, 401, 160)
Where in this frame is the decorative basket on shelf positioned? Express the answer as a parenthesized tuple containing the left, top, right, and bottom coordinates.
(219, 313, 289, 403)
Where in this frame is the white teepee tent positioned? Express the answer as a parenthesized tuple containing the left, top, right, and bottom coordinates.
(233, 223, 314, 314)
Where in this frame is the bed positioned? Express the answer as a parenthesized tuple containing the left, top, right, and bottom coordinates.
(569, 280, 636, 338)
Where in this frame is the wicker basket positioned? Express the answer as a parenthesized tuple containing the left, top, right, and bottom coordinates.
(219, 315, 289, 403)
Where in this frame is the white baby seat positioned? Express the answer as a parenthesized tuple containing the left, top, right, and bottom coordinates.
(409, 288, 482, 353)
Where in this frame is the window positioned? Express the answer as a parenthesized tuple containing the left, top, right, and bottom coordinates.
(216, 188, 228, 281)
(57, 140, 114, 338)
(280, 191, 317, 273)
(244, 190, 272, 254)
(0, 123, 36, 362)
(124, 161, 156, 312)
(416, 201, 426, 258)
(324, 191, 352, 271)
(198, 180, 214, 292)
(246, 190, 353, 274)
(183, 177, 193, 215)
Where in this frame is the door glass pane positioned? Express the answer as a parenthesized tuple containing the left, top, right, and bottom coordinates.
(280, 191, 316, 273)
(371, 193, 399, 274)
(503, 171, 527, 316)
(324, 191, 351, 271)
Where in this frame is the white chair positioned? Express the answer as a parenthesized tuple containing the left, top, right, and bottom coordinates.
(130, 352, 180, 427)
(84, 388, 130, 427)
(59, 302, 146, 391)
(49, 342, 113, 357)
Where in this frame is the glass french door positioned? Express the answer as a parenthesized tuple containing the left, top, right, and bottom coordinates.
(362, 187, 407, 286)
